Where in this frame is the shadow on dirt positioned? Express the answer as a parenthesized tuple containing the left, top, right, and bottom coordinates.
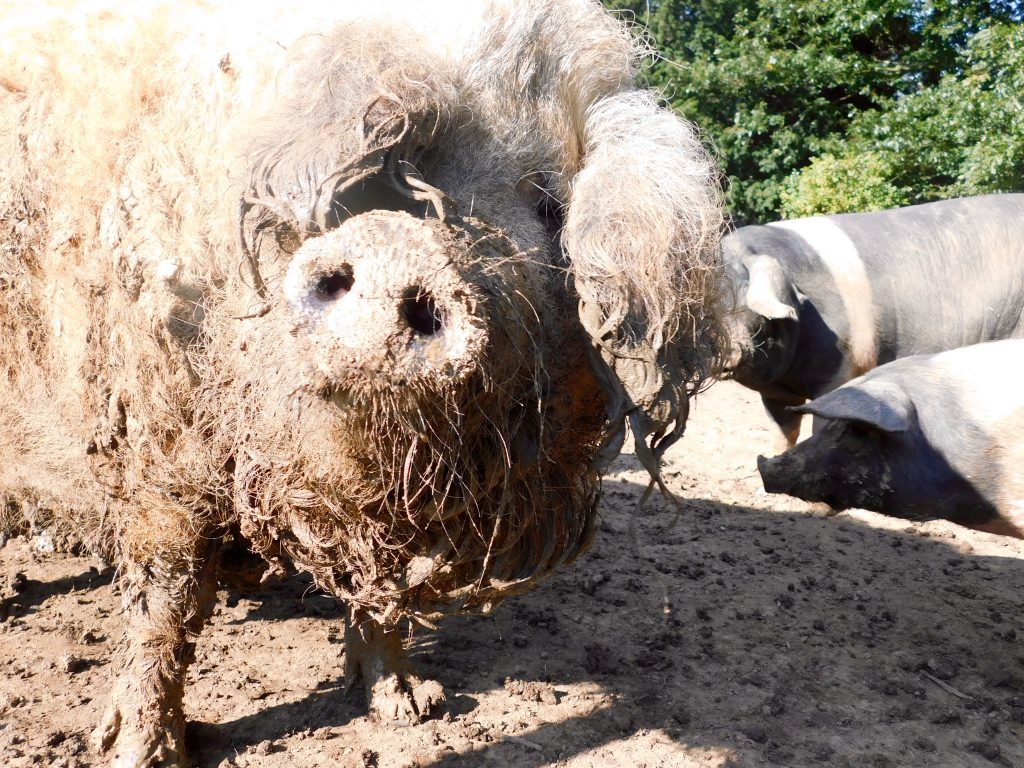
(0, 564, 111, 621)
(186, 678, 357, 756)
(188, 474, 1024, 767)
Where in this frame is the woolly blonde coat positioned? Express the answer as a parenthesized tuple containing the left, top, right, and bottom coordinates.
(1, 1, 722, 764)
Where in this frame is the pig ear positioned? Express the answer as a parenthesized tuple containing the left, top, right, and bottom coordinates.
(562, 91, 723, 474)
(744, 255, 799, 321)
(791, 382, 913, 433)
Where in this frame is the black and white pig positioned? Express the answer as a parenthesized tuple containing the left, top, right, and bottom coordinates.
(757, 339, 1024, 537)
(723, 194, 1024, 446)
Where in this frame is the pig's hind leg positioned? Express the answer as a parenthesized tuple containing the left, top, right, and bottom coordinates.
(344, 606, 446, 725)
(93, 512, 221, 768)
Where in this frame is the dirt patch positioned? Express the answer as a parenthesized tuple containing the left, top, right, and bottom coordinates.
(1, 381, 1022, 767)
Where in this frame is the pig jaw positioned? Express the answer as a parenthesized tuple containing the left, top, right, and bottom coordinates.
(724, 310, 800, 390)
(284, 211, 494, 402)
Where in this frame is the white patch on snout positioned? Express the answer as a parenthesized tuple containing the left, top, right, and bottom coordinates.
(770, 218, 877, 380)
(281, 221, 486, 383)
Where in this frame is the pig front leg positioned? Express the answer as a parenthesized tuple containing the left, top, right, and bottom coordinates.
(762, 394, 806, 451)
(93, 521, 220, 768)
(344, 606, 445, 725)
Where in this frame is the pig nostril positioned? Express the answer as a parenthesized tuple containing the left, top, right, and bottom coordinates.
(401, 287, 443, 336)
(314, 267, 354, 301)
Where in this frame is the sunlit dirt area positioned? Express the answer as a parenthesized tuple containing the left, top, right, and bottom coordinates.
(3, 381, 1022, 767)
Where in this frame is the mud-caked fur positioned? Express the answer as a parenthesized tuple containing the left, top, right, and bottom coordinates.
(0, 1, 723, 764)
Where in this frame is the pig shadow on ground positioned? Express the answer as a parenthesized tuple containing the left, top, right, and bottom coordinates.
(188, 474, 1024, 768)
(0, 562, 111, 622)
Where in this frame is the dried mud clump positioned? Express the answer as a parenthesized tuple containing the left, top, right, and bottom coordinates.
(504, 678, 559, 705)
(0, 1, 723, 765)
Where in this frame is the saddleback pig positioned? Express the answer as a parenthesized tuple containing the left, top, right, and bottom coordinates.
(758, 340, 1024, 537)
(723, 195, 1024, 446)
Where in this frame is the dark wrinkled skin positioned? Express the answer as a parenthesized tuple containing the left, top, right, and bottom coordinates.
(758, 420, 998, 526)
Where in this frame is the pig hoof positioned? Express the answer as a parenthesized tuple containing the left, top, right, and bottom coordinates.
(412, 678, 446, 718)
(805, 501, 839, 517)
(368, 674, 445, 725)
(93, 703, 187, 768)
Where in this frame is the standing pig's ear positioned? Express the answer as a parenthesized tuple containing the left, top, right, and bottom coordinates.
(744, 255, 799, 321)
(562, 91, 724, 475)
(791, 381, 914, 433)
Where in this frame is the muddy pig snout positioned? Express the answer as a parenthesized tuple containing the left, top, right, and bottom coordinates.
(757, 452, 804, 495)
(283, 212, 487, 387)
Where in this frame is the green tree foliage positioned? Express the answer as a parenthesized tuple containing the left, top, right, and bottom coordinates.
(780, 152, 910, 217)
(605, 1, 1024, 223)
(830, 22, 1024, 204)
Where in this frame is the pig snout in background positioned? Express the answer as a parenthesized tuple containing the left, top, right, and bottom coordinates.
(757, 451, 806, 497)
(757, 339, 1024, 538)
(720, 194, 1024, 448)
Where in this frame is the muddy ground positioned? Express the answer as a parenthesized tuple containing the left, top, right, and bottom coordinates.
(2, 381, 1023, 768)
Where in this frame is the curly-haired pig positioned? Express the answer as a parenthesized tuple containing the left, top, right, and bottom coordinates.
(0, 1, 724, 765)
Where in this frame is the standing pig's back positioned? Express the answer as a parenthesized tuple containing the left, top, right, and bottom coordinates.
(834, 195, 1024, 359)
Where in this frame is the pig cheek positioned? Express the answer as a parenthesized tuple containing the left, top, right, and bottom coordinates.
(825, 423, 894, 509)
(729, 314, 777, 384)
(787, 422, 884, 509)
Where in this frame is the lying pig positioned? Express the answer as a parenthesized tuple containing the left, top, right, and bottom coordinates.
(722, 195, 1024, 446)
(0, 1, 724, 765)
(758, 340, 1024, 537)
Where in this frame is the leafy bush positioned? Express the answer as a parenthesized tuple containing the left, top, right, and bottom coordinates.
(780, 152, 909, 217)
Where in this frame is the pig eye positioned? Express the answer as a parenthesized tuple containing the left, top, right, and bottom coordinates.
(536, 193, 564, 232)
(846, 420, 884, 443)
(314, 267, 354, 300)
